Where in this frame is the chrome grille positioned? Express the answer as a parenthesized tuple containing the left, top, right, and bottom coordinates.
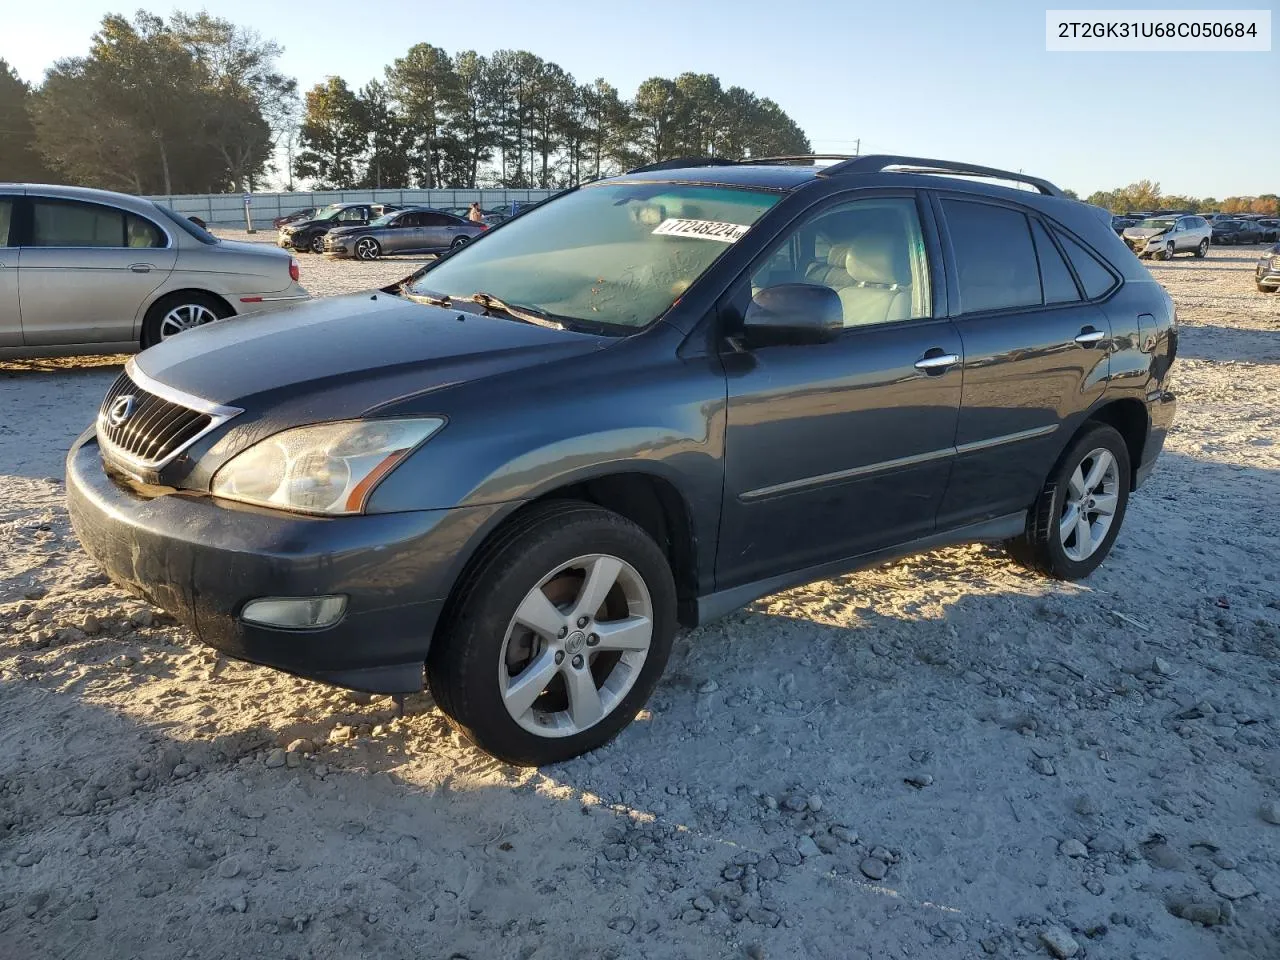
(96, 360, 241, 475)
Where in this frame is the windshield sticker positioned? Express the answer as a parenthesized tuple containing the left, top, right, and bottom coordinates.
(652, 218, 751, 243)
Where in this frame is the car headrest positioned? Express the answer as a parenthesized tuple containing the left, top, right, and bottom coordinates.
(826, 243, 851, 268)
(845, 232, 910, 287)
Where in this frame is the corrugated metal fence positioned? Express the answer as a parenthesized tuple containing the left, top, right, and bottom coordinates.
(146, 188, 559, 226)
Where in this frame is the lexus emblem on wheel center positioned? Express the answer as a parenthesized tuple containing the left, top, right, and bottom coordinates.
(107, 395, 136, 427)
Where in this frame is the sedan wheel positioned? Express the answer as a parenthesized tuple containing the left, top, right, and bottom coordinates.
(1162, 243, 1175, 261)
(159, 302, 219, 340)
(450, 236, 469, 251)
(310, 234, 325, 254)
(354, 237, 380, 261)
(427, 501, 677, 765)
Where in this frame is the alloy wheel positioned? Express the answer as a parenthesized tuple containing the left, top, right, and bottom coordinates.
(1059, 448, 1120, 562)
(310, 235, 325, 253)
(355, 238, 379, 260)
(498, 553, 653, 738)
(158, 303, 218, 340)
(1165, 243, 1175, 261)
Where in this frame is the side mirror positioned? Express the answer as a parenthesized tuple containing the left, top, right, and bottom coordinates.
(742, 283, 843, 347)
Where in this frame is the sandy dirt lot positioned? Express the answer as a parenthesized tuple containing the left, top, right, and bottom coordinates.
(1, 235, 1278, 960)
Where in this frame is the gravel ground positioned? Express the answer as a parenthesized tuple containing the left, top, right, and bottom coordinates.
(1, 236, 1278, 960)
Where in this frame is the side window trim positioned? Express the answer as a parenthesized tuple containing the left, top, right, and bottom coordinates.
(1028, 215, 1084, 303)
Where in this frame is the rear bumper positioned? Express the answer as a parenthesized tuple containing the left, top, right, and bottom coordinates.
(66, 431, 506, 692)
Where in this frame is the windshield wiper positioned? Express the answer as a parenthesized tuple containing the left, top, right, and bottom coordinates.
(454, 292, 565, 331)
(403, 289, 452, 307)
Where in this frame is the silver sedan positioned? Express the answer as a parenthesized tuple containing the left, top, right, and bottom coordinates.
(323, 208, 488, 260)
(0, 183, 308, 355)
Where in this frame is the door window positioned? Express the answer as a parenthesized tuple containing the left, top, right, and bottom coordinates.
(941, 199, 1041, 313)
(335, 207, 366, 222)
(31, 199, 128, 248)
(1029, 219, 1081, 304)
(420, 213, 454, 227)
(0, 199, 12, 246)
(395, 213, 423, 228)
(749, 196, 931, 327)
(126, 213, 166, 248)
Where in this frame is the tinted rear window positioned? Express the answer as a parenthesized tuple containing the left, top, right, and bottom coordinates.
(1055, 232, 1117, 299)
(942, 200, 1041, 313)
(153, 203, 219, 245)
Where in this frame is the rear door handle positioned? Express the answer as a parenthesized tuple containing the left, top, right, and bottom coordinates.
(129, 263, 152, 273)
(914, 351, 960, 372)
(1074, 328, 1106, 345)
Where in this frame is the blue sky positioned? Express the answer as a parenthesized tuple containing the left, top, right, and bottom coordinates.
(5, 0, 1277, 197)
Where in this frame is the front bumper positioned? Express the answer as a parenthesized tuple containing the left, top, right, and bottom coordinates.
(66, 431, 507, 693)
(1256, 260, 1280, 287)
(323, 236, 353, 257)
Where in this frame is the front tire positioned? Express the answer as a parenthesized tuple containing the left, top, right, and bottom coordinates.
(309, 234, 326, 254)
(427, 501, 677, 766)
(1161, 243, 1175, 261)
(1006, 423, 1131, 580)
(354, 237, 381, 261)
(1260, 282, 1278, 294)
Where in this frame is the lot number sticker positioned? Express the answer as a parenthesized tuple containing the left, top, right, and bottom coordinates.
(653, 218, 751, 243)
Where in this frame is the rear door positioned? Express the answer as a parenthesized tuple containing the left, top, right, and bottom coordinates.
(932, 194, 1113, 527)
(0, 195, 19, 346)
(18, 196, 177, 346)
(418, 212, 457, 250)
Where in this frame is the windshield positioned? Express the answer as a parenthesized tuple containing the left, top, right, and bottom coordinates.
(151, 203, 218, 245)
(409, 182, 780, 330)
(1138, 219, 1175, 230)
(314, 204, 345, 220)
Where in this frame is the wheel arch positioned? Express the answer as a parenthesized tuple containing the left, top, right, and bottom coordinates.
(136, 288, 235, 343)
(1083, 397, 1149, 486)
(443, 469, 702, 629)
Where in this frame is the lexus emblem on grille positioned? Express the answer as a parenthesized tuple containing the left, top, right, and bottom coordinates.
(107, 395, 136, 427)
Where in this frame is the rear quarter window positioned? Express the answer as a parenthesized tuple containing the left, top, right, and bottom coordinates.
(1055, 232, 1119, 299)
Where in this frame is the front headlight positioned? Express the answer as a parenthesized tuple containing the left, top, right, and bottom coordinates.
(210, 418, 444, 515)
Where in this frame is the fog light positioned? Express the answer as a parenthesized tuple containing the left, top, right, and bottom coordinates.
(241, 596, 346, 629)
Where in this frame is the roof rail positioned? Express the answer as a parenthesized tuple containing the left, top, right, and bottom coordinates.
(626, 157, 734, 174)
(737, 154, 856, 166)
(819, 155, 1064, 197)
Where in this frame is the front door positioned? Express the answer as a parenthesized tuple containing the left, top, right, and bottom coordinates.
(932, 196, 1113, 526)
(716, 194, 964, 590)
(383, 212, 422, 253)
(0, 196, 19, 346)
(17, 196, 176, 346)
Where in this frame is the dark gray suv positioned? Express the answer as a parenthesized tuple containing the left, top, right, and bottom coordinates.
(66, 155, 1178, 765)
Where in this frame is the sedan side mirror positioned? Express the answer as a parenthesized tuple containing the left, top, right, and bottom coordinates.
(742, 283, 843, 347)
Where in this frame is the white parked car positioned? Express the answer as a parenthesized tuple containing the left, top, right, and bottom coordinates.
(1, 184, 309, 356)
(1122, 215, 1211, 260)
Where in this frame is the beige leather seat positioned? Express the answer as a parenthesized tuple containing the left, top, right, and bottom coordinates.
(838, 232, 912, 326)
(803, 243, 853, 290)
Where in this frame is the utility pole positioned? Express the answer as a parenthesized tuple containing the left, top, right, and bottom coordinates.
(854, 139, 860, 156)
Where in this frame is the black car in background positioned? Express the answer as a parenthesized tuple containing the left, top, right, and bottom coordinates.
(67, 154, 1177, 765)
(277, 202, 405, 253)
(272, 207, 317, 229)
(1211, 220, 1266, 245)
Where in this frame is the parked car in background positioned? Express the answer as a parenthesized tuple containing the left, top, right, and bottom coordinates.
(323, 207, 487, 260)
(278, 203, 405, 253)
(1257, 219, 1280, 243)
(1211, 219, 1265, 245)
(1121, 215, 1210, 259)
(0, 183, 307, 355)
(1256, 243, 1280, 292)
(272, 207, 317, 229)
(1110, 215, 1137, 235)
(67, 154, 1177, 765)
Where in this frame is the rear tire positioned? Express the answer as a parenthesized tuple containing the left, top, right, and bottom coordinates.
(450, 236, 469, 251)
(1005, 423, 1131, 581)
(427, 501, 677, 766)
(141, 292, 229, 349)
(1195, 239, 1208, 258)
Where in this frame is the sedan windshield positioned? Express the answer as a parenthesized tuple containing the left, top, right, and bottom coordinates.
(1138, 219, 1175, 230)
(409, 182, 780, 330)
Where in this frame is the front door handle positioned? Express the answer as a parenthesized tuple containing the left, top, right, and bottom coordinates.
(914, 351, 961, 373)
(1074, 328, 1106, 346)
(129, 263, 152, 273)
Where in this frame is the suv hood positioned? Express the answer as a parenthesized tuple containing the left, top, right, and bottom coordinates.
(282, 217, 336, 232)
(133, 292, 608, 415)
